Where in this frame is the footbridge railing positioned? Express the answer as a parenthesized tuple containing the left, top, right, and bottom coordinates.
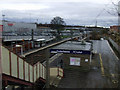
(1, 46, 46, 86)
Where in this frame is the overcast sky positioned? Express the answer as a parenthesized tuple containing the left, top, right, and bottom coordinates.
(0, 0, 119, 27)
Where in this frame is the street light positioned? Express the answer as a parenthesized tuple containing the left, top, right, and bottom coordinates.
(15, 34, 18, 53)
(2, 15, 5, 34)
(45, 48, 50, 88)
(2, 15, 5, 21)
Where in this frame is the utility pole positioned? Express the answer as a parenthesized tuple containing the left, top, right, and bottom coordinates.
(46, 48, 50, 88)
(31, 29, 34, 48)
(31, 29, 34, 41)
(2, 15, 5, 35)
(118, 1, 120, 34)
(70, 30, 73, 41)
(118, 2, 120, 89)
(36, 19, 38, 24)
(2, 15, 5, 21)
(95, 20, 97, 27)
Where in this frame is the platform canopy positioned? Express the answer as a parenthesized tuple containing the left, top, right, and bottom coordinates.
(50, 41, 92, 55)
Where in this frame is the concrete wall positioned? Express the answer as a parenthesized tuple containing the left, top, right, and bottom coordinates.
(50, 67, 63, 85)
(108, 37, 120, 54)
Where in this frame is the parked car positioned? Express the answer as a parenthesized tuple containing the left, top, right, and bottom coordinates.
(100, 38, 104, 40)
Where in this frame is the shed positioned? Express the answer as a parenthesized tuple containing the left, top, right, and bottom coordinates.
(50, 41, 92, 70)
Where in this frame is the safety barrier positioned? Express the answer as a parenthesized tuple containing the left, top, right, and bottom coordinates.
(23, 35, 81, 57)
(57, 67, 64, 78)
(50, 67, 63, 78)
(1, 46, 46, 83)
(108, 37, 120, 54)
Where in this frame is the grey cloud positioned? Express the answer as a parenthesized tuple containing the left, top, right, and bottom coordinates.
(1, 1, 118, 27)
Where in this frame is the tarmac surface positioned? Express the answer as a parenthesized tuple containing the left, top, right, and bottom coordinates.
(58, 54, 108, 88)
(92, 40, 119, 87)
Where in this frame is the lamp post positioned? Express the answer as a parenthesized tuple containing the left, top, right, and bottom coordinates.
(45, 48, 50, 88)
(15, 34, 18, 53)
(117, 5, 120, 88)
(31, 29, 34, 48)
(2, 15, 5, 21)
(2, 15, 5, 34)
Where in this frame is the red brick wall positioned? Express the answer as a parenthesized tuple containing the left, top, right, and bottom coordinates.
(110, 26, 119, 33)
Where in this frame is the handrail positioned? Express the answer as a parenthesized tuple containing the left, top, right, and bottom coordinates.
(22, 36, 80, 57)
(57, 67, 64, 78)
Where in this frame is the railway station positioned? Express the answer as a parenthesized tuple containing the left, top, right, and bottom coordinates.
(0, 1, 119, 88)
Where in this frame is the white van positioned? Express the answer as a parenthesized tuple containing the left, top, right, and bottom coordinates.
(100, 38, 104, 40)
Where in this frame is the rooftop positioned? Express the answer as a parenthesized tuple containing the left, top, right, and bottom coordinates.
(52, 41, 92, 51)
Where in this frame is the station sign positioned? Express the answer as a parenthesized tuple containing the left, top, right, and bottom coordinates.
(50, 49, 91, 55)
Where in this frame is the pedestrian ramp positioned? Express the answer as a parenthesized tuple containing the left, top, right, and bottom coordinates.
(50, 67, 63, 87)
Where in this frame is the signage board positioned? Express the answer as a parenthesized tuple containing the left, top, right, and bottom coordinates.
(50, 49, 91, 55)
(70, 57, 80, 66)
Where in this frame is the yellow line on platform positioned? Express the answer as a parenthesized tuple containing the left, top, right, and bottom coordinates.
(99, 53, 105, 76)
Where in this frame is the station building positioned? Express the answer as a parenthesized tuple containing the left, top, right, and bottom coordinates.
(50, 41, 93, 70)
(110, 25, 120, 34)
(2, 21, 36, 34)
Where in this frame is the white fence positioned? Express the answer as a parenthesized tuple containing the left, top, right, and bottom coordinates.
(1, 46, 46, 83)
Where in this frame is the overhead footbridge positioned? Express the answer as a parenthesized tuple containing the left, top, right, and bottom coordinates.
(1, 46, 63, 89)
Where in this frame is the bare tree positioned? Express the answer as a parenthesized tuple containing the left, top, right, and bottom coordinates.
(50, 16, 66, 40)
